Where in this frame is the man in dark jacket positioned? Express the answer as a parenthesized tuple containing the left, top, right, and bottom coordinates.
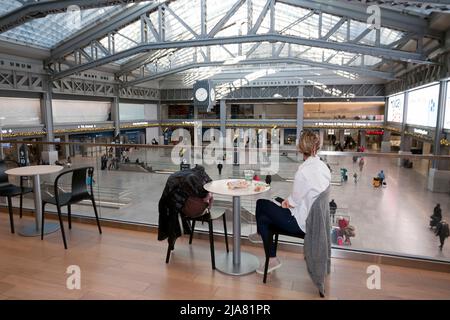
(329, 199, 337, 223)
(436, 220, 449, 250)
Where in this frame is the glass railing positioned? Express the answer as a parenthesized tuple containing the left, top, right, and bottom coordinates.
(1, 139, 449, 264)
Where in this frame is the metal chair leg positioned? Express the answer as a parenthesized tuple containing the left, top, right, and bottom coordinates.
(56, 204, 68, 249)
(208, 219, 215, 270)
(166, 239, 175, 263)
(274, 233, 279, 253)
(263, 255, 270, 283)
(19, 194, 23, 218)
(90, 196, 102, 234)
(7, 197, 14, 234)
(41, 202, 46, 240)
(222, 213, 229, 253)
(263, 230, 274, 283)
(189, 220, 196, 245)
(165, 244, 171, 263)
(67, 204, 72, 230)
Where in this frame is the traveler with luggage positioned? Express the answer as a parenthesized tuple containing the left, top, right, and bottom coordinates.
(377, 170, 385, 186)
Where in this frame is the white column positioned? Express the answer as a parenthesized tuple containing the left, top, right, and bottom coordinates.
(112, 96, 120, 138)
(40, 81, 57, 164)
(220, 99, 226, 139)
(296, 86, 304, 145)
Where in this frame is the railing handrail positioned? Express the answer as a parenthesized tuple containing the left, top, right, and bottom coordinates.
(2, 139, 450, 160)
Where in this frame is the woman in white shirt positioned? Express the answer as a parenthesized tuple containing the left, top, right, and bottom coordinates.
(255, 130, 331, 274)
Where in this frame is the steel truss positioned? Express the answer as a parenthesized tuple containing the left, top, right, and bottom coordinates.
(43, 0, 441, 84)
(386, 52, 450, 95)
(119, 86, 160, 100)
(0, 68, 160, 100)
(52, 78, 116, 97)
(160, 83, 385, 101)
(0, 69, 44, 92)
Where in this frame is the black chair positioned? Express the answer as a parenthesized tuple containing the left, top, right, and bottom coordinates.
(262, 225, 327, 298)
(188, 207, 229, 253)
(0, 160, 33, 233)
(41, 166, 102, 249)
(262, 225, 305, 284)
(165, 208, 229, 270)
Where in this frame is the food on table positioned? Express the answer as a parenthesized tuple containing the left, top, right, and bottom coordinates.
(227, 180, 250, 189)
(254, 184, 266, 192)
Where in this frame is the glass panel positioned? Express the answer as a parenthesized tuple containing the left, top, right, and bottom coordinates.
(380, 27, 404, 46)
(1, 138, 450, 263)
(0, 5, 121, 48)
(0, 0, 23, 16)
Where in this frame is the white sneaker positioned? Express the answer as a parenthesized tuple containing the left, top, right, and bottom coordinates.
(248, 232, 263, 243)
(256, 258, 282, 274)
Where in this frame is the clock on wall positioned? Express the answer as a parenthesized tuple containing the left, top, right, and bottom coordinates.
(195, 87, 208, 102)
(210, 88, 215, 103)
(193, 80, 215, 110)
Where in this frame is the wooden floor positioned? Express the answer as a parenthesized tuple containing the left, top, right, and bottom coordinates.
(0, 214, 449, 300)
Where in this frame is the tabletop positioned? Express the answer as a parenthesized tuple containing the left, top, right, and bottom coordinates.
(204, 179, 270, 197)
(5, 165, 64, 177)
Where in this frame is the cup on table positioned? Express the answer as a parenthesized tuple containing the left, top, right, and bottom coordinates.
(244, 170, 254, 182)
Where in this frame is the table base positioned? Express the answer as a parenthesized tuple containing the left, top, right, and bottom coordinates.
(18, 222, 60, 237)
(215, 252, 260, 276)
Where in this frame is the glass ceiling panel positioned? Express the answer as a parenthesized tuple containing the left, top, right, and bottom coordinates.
(164, 0, 201, 41)
(359, 29, 376, 46)
(275, 3, 312, 35)
(214, 4, 247, 38)
(102, 0, 407, 69)
(0, 5, 120, 49)
(0, 0, 23, 16)
(116, 53, 144, 66)
(113, 20, 141, 52)
(380, 27, 404, 46)
(249, 42, 273, 59)
(329, 22, 349, 43)
(321, 13, 343, 38)
(349, 20, 370, 41)
(207, 0, 244, 35)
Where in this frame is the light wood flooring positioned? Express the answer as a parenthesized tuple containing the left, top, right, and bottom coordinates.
(0, 214, 449, 300)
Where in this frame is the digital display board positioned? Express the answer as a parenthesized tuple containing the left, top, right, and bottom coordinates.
(406, 84, 439, 127)
(387, 93, 404, 123)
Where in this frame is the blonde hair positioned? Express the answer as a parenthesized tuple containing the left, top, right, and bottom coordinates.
(298, 130, 321, 156)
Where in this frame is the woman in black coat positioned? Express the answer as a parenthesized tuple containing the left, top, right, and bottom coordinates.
(430, 204, 442, 228)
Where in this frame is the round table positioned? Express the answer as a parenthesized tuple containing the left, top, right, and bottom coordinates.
(5, 165, 63, 237)
(204, 179, 270, 276)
